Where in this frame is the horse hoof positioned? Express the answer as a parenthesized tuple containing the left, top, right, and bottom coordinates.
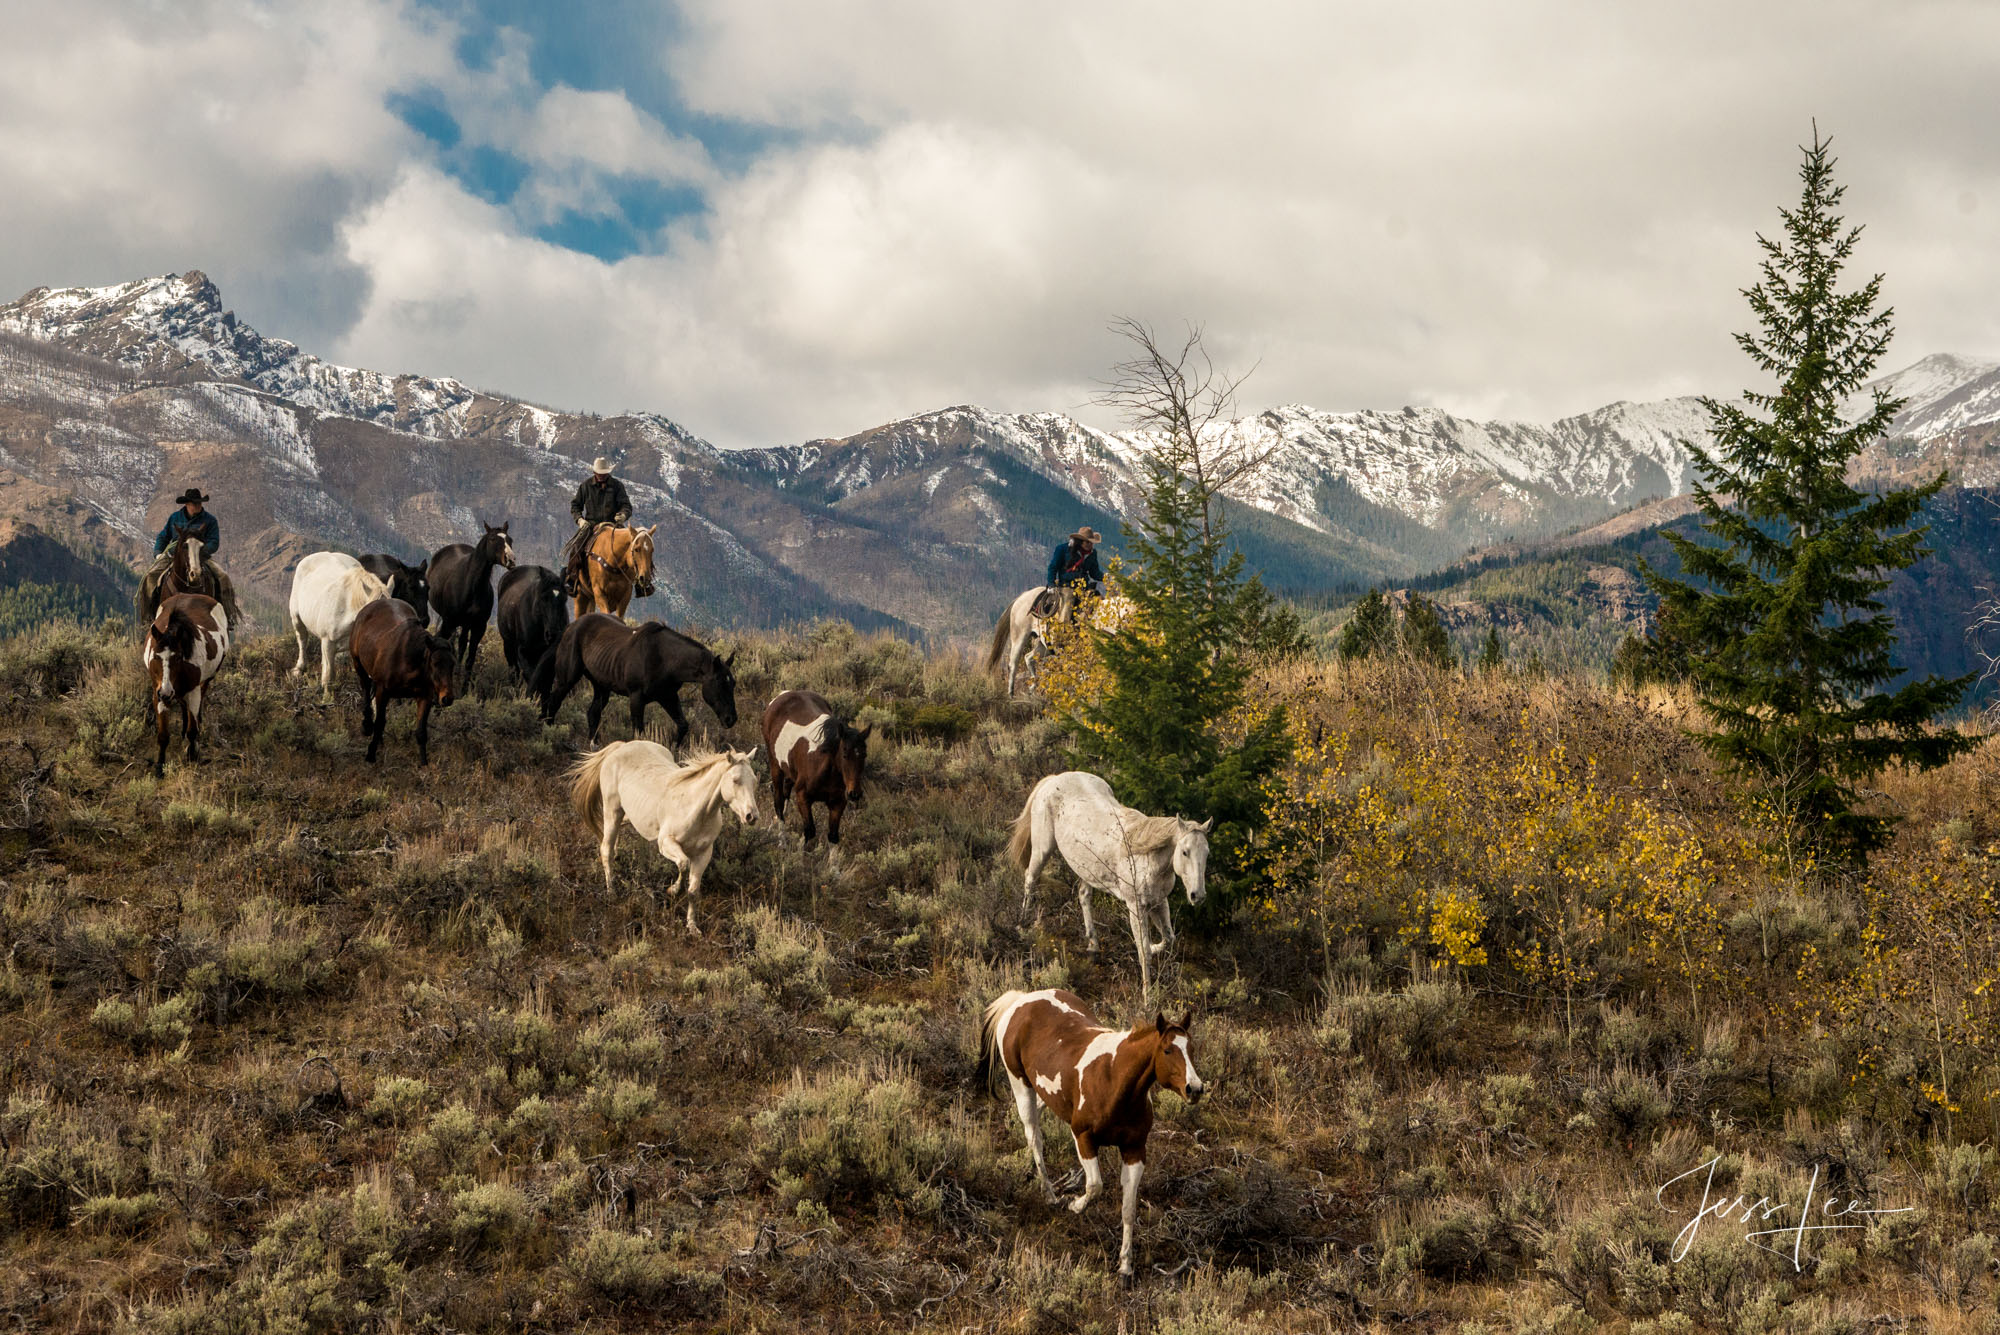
(1067, 1196, 1090, 1214)
(1119, 1270, 1137, 1290)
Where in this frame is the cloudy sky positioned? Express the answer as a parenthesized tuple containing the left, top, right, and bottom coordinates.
(2, 1, 1996, 447)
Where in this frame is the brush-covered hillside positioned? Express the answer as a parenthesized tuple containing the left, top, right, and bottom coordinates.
(1, 621, 1997, 1332)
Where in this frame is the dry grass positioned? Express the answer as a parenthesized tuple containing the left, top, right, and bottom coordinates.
(0, 622, 1994, 1331)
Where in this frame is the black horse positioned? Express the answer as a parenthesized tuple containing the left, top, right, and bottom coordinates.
(428, 523, 516, 679)
(497, 564, 569, 695)
(540, 612, 739, 747)
(358, 553, 431, 625)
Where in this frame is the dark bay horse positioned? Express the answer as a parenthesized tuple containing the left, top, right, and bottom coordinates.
(428, 523, 515, 679)
(142, 593, 230, 776)
(497, 565, 569, 694)
(358, 553, 431, 625)
(540, 613, 738, 747)
(349, 597, 457, 764)
(979, 989, 1203, 1281)
(762, 688, 869, 853)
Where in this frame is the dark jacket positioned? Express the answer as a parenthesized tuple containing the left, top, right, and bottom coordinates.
(571, 474, 633, 526)
(1045, 539, 1103, 588)
(155, 508, 220, 556)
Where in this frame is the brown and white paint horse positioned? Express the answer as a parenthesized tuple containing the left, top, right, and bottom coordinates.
(576, 523, 657, 619)
(143, 593, 231, 776)
(979, 988, 1203, 1281)
(761, 688, 869, 855)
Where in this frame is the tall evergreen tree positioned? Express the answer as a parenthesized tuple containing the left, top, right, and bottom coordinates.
(1339, 589, 1394, 660)
(1642, 130, 1973, 859)
(1401, 594, 1456, 670)
(1477, 625, 1504, 674)
(1070, 334, 1293, 901)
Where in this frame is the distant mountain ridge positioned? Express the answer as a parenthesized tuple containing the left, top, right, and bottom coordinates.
(2, 270, 1998, 639)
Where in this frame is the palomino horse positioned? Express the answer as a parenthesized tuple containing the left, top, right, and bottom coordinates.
(143, 594, 230, 777)
(428, 523, 517, 680)
(496, 565, 569, 694)
(348, 597, 457, 765)
(575, 522, 657, 619)
(762, 688, 870, 854)
(288, 552, 393, 697)
(358, 554, 431, 624)
(1009, 771, 1211, 1002)
(569, 743, 760, 933)
(980, 989, 1203, 1281)
(540, 613, 738, 748)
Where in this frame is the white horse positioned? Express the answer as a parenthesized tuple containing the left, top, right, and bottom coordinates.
(289, 551, 393, 697)
(569, 743, 760, 934)
(983, 586, 1135, 696)
(1008, 771, 1212, 1001)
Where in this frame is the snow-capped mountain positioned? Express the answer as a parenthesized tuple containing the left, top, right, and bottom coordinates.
(3, 269, 1998, 639)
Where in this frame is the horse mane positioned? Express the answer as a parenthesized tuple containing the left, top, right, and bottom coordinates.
(1118, 811, 1184, 854)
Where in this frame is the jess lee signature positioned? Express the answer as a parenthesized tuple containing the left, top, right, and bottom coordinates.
(1656, 1157, 1914, 1271)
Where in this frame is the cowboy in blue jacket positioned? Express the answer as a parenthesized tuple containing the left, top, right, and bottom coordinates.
(139, 487, 241, 626)
(1045, 526, 1105, 596)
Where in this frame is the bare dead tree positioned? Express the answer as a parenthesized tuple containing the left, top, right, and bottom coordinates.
(1093, 317, 1277, 539)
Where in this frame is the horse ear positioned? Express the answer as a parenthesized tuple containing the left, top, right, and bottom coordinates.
(725, 651, 737, 668)
(854, 722, 871, 740)
(418, 558, 428, 574)
(1154, 1012, 1168, 1035)
(1176, 1010, 1193, 1032)
(646, 524, 658, 536)
(1196, 817, 1214, 834)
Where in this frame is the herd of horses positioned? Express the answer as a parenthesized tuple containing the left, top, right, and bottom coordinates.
(130, 516, 1210, 1280)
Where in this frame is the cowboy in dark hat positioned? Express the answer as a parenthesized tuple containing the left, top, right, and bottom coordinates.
(139, 487, 241, 625)
(563, 456, 634, 595)
(1045, 525, 1105, 598)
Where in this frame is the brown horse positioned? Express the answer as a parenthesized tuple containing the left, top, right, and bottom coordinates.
(142, 593, 231, 776)
(576, 523, 657, 619)
(349, 597, 457, 765)
(979, 989, 1203, 1281)
(762, 688, 870, 853)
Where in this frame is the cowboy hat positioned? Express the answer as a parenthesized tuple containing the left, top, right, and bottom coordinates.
(591, 457, 614, 475)
(174, 488, 210, 505)
(1068, 526, 1103, 544)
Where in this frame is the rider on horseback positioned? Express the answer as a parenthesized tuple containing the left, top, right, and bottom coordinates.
(1041, 526, 1105, 618)
(564, 457, 632, 596)
(139, 488, 243, 626)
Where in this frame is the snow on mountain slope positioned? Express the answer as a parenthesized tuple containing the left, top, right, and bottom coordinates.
(0, 272, 718, 458)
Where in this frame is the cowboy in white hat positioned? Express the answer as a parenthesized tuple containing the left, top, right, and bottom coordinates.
(1045, 525, 1106, 599)
(564, 456, 634, 595)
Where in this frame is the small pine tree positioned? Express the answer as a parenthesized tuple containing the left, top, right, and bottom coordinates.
(1477, 625, 1504, 674)
(1642, 129, 1973, 859)
(1339, 589, 1394, 660)
(1401, 594, 1455, 669)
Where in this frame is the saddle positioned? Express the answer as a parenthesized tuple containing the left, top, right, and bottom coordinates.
(1030, 588, 1062, 620)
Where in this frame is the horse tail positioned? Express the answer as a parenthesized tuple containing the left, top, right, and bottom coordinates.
(569, 743, 616, 832)
(977, 990, 1027, 1097)
(983, 602, 1013, 674)
(1007, 778, 1046, 871)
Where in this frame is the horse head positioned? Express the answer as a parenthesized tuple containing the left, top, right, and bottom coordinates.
(1146, 1011, 1203, 1104)
(1171, 817, 1213, 905)
(480, 522, 517, 570)
(147, 614, 193, 702)
(423, 634, 459, 707)
(837, 720, 872, 804)
(626, 524, 657, 597)
(721, 749, 760, 825)
(407, 558, 432, 622)
(702, 649, 739, 729)
(171, 530, 203, 586)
